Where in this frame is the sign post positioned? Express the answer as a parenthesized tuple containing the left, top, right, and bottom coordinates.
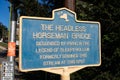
(19, 8, 101, 80)
(61, 68, 70, 80)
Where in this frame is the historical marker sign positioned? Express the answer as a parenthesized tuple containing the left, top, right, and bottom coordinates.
(19, 8, 101, 72)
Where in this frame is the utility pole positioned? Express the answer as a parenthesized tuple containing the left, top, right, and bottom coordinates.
(64, 0, 75, 11)
(1, 0, 23, 80)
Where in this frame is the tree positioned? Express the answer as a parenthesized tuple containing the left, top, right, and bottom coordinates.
(19, 0, 65, 17)
(53, 0, 64, 9)
(72, 0, 120, 80)
(0, 22, 8, 42)
(19, 0, 50, 17)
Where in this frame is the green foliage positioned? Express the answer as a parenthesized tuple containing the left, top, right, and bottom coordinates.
(0, 42, 7, 52)
(19, 0, 51, 17)
(0, 22, 8, 39)
(53, 0, 64, 9)
(73, 0, 120, 80)
(0, 42, 8, 48)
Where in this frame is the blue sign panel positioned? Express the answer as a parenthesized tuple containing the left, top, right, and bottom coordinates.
(19, 8, 101, 72)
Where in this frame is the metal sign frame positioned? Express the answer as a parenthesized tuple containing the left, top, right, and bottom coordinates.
(19, 8, 101, 72)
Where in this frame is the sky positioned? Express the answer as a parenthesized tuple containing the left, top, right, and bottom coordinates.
(0, 0, 47, 28)
(0, 0, 9, 28)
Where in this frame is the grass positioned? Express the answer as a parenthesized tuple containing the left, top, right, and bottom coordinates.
(0, 42, 8, 48)
(0, 42, 8, 52)
(0, 48, 2, 52)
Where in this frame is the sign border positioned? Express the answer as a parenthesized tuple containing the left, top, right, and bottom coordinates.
(19, 7, 101, 72)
